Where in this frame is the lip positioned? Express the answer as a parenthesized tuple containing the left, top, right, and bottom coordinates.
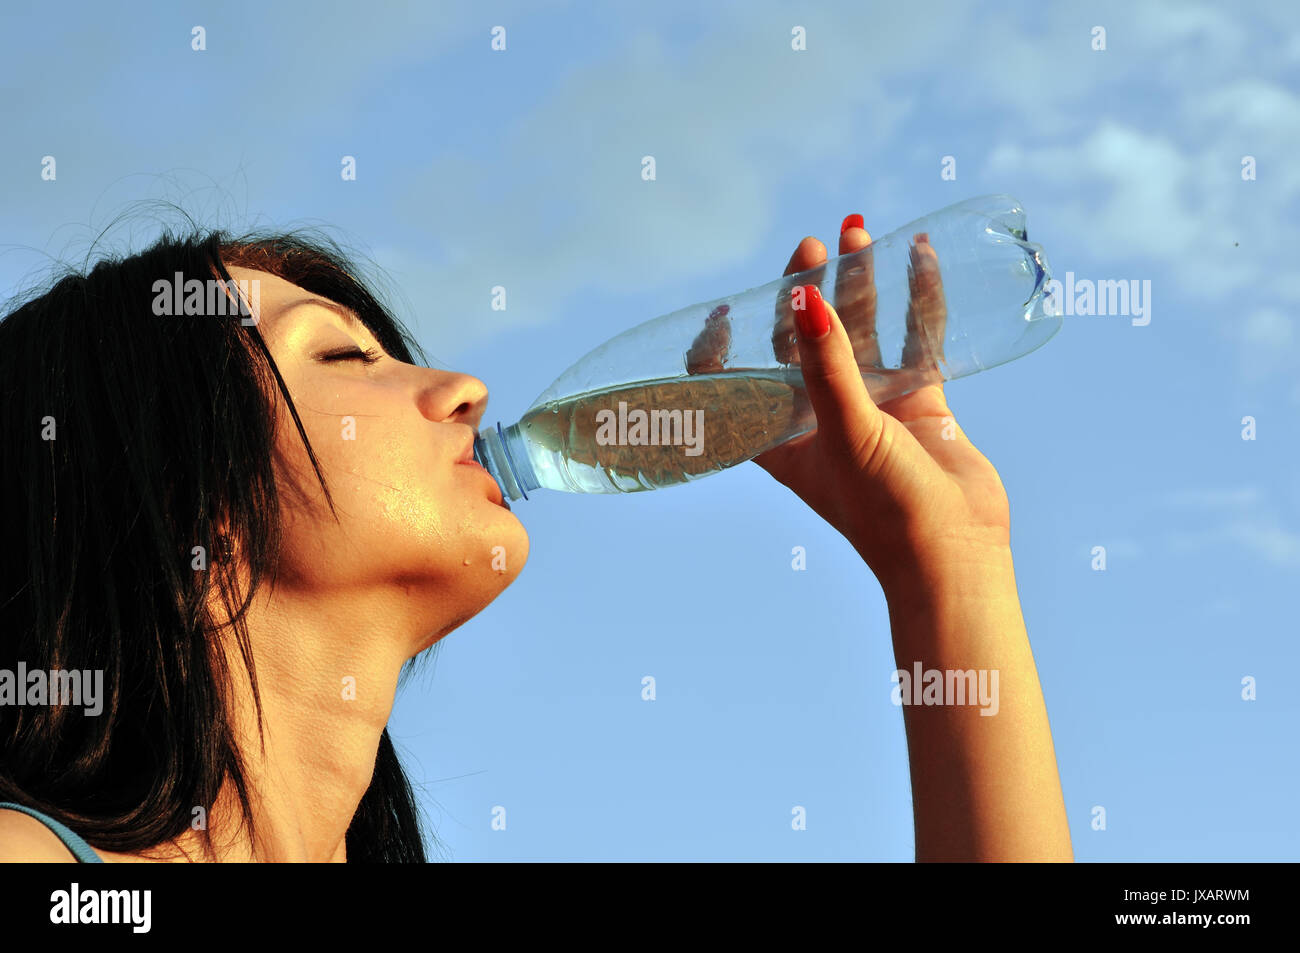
(452, 430, 507, 507)
(457, 457, 507, 506)
(456, 431, 477, 465)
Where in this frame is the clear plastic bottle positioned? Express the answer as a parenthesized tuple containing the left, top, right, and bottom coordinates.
(474, 194, 1060, 503)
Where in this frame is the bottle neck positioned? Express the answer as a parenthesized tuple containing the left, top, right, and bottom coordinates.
(473, 422, 538, 503)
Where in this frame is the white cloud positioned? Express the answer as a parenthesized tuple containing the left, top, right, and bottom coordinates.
(1241, 308, 1296, 374)
(376, 0, 1298, 359)
(1099, 538, 1143, 558)
(1223, 520, 1300, 567)
(977, 25, 1300, 382)
(1160, 482, 1299, 567)
(1287, 32, 1300, 63)
(382, 8, 944, 356)
(1165, 518, 1300, 569)
(1162, 486, 1262, 508)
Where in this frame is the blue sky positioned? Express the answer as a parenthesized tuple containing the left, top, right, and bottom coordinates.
(2, 0, 1297, 860)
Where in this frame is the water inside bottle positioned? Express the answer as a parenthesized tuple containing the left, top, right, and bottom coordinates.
(516, 365, 943, 494)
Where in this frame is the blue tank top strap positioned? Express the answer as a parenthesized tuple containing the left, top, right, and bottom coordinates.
(0, 801, 104, 862)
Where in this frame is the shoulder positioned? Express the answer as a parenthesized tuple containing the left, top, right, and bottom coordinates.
(0, 807, 82, 861)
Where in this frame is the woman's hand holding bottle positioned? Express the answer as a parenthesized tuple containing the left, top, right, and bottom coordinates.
(760, 218, 1014, 592)
(721, 213, 1073, 861)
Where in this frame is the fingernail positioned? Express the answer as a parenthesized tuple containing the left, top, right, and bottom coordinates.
(840, 213, 864, 235)
(794, 285, 829, 340)
(915, 232, 929, 244)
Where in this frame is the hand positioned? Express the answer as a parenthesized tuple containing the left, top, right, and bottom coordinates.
(686, 216, 1072, 862)
(754, 216, 1012, 587)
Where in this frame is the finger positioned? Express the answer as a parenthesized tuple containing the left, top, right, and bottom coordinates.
(835, 214, 883, 367)
(772, 236, 827, 366)
(790, 284, 883, 462)
(684, 303, 732, 375)
(901, 232, 948, 376)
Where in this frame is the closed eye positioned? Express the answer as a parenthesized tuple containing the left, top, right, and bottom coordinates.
(319, 346, 382, 365)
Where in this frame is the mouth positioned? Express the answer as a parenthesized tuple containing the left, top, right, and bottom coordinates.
(455, 432, 476, 465)
(456, 434, 508, 507)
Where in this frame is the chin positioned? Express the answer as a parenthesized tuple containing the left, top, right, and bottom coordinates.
(413, 615, 472, 654)
(473, 508, 530, 575)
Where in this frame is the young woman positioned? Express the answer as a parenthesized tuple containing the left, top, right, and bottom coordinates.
(0, 216, 1072, 862)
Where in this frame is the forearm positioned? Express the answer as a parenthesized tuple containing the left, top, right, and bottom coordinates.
(880, 544, 1073, 862)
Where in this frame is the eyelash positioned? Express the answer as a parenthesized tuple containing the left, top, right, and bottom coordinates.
(320, 346, 381, 365)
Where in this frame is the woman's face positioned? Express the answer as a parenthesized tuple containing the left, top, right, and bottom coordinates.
(228, 266, 528, 651)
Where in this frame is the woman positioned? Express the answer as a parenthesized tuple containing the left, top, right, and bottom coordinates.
(0, 215, 1072, 862)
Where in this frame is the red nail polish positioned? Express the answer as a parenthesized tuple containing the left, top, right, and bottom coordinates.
(840, 213, 864, 235)
(794, 285, 829, 340)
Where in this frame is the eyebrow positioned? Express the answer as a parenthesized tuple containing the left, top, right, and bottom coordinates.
(281, 296, 363, 331)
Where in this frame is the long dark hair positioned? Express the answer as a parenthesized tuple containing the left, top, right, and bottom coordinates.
(0, 225, 441, 861)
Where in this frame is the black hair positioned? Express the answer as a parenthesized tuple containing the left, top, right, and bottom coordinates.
(0, 225, 441, 862)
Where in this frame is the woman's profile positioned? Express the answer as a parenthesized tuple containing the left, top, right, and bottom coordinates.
(0, 214, 1072, 862)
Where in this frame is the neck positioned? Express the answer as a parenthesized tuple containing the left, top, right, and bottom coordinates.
(150, 579, 424, 862)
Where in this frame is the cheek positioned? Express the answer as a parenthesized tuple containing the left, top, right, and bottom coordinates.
(270, 382, 524, 583)
(301, 413, 498, 556)
(321, 417, 451, 540)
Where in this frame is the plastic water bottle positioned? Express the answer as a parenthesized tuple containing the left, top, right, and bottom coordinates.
(474, 194, 1059, 503)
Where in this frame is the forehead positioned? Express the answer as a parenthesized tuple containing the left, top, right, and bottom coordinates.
(225, 266, 320, 314)
(225, 266, 361, 333)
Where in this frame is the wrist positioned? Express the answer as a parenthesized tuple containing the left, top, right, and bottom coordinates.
(852, 522, 1012, 593)
(872, 536, 1018, 616)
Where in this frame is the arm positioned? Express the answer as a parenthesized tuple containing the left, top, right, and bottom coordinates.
(751, 215, 1072, 861)
(882, 544, 1072, 861)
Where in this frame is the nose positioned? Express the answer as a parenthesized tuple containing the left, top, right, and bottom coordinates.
(418, 370, 489, 429)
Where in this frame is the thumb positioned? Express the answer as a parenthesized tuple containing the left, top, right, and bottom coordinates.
(791, 284, 883, 462)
